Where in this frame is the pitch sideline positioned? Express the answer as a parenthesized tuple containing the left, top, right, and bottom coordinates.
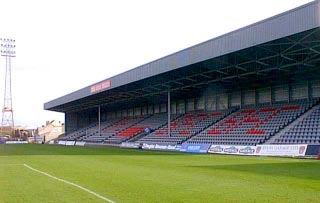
(23, 164, 117, 203)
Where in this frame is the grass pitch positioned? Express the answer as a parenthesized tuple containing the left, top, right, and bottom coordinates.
(0, 144, 319, 203)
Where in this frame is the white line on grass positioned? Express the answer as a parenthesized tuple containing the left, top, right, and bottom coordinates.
(23, 164, 116, 203)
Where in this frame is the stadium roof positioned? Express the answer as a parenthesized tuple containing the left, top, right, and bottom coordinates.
(45, 0, 320, 112)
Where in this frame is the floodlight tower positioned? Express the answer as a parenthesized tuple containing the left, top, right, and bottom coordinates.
(0, 38, 15, 137)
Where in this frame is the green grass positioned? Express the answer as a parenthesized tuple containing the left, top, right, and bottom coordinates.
(0, 144, 319, 203)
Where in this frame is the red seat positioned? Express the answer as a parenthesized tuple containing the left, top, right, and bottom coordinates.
(183, 121, 193, 125)
(247, 128, 265, 135)
(242, 109, 255, 114)
(226, 119, 237, 124)
(179, 130, 190, 135)
(281, 105, 300, 110)
(260, 107, 277, 112)
(244, 117, 260, 122)
(207, 130, 221, 135)
(118, 127, 145, 137)
(212, 112, 223, 116)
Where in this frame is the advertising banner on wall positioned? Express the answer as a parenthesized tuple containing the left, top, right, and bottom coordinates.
(167, 144, 181, 151)
(255, 144, 308, 157)
(75, 141, 86, 146)
(208, 145, 256, 155)
(65, 141, 76, 146)
(142, 143, 156, 150)
(48, 140, 55, 144)
(5, 141, 28, 144)
(154, 144, 168, 151)
(155, 144, 180, 151)
(180, 143, 210, 153)
(120, 142, 141, 149)
(58, 140, 66, 145)
(142, 143, 181, 151)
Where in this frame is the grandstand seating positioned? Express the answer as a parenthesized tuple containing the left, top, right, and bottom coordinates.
(76, 118, 123, 143)
(59, 123, 98, 141)
(187, 100, 315, 146)
(273, 104, 320, 145)
(59, 117, 125, 142)
(81, 115, 148, 143)
(59, 99, 319, 146)
(104, 113, 178, 144)
(138, 110, 233, 145)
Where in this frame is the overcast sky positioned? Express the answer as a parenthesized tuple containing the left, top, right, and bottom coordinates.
(0, 0, 313, 128)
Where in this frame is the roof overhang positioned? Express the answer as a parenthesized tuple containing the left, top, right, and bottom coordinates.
(44, 1, 320, 112)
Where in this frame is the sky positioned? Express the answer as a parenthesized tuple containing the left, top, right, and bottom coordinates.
(0, 0, 314, 128)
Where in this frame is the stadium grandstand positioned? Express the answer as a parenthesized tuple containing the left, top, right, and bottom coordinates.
(45, 1, 320, 155)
